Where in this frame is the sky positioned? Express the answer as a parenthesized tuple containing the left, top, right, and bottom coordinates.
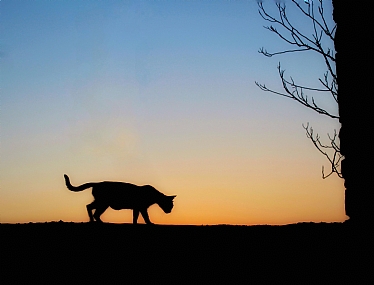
(0, 0, 345, 225)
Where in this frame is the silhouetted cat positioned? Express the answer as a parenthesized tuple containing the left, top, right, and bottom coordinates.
(64, 174, 176, 224)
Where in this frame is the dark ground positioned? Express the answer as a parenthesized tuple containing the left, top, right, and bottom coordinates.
(1, 222, 372, 283)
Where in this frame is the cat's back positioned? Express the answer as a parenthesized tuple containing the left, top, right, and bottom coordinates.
(101, 181, 138, 189)
(92, 181, 159, 209)
(92, 181, 139, 198)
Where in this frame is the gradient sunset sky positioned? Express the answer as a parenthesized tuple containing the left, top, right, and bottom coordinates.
(0, 0, 345, 225)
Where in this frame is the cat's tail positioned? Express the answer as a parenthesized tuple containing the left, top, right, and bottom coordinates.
(64, 174, 96, 192)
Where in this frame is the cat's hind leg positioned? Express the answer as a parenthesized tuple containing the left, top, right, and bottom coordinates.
(93, 204, 109, 223)
(133, 209, 140, 224)
(86, 201, 96, 222)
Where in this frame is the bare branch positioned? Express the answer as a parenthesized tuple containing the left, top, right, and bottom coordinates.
(277, 63, 339, 119)
(258, 1, 336, 62)
(259, 47, 310, 57)
(283, 78, 331, 92)
(318, 75, 338, 103)
(256, 1, 340, 179)
(292, 0, 335, 41)
(303, 123, 342, 179)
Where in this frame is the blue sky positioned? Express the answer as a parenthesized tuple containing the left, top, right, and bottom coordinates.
(0, 0, 343, 224)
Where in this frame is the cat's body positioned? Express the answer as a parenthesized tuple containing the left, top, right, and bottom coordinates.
(64, 174, 176, 224)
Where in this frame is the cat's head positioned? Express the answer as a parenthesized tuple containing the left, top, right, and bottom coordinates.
(158, 195, 176, 213)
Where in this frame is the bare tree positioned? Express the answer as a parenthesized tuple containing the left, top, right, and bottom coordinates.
(255, 0, 341, 179)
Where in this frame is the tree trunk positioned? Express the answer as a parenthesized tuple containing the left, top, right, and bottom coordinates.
(333, 1, 373, 224)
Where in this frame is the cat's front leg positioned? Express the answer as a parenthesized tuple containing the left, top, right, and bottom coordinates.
(133, 209, 140, 224)
(140, 209, 153, 225)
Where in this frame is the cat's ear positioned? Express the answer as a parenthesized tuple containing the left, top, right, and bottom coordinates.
(170, 195, 176, 200)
